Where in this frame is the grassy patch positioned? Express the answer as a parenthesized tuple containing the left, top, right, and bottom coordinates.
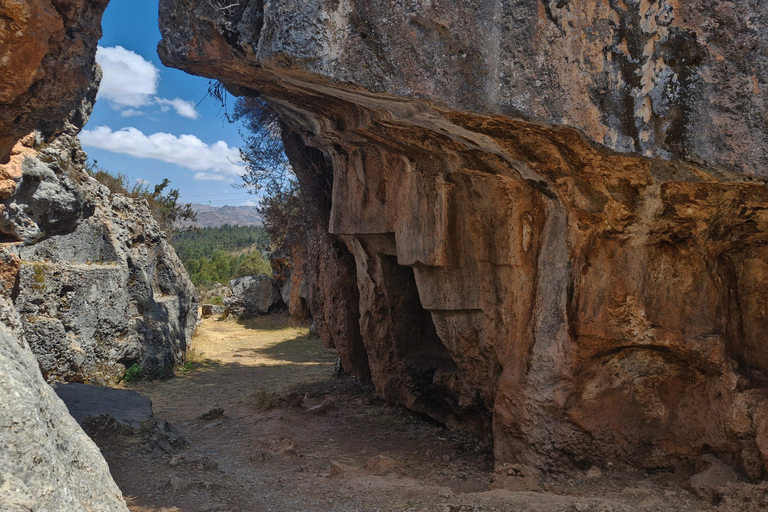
(32, 264, 45, 290)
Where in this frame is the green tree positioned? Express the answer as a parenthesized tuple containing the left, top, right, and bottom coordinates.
(231, 96, 304, 254)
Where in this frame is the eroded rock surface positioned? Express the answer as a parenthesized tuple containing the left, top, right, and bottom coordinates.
(225, 274, 284, 318)
(0, 128, 198, 385)
(0, 0, 108, 164)
(159, 0, 768, 476)
(0, 315, 128, 512)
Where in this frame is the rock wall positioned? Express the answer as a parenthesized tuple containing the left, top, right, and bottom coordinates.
(0, 296, 129, 511)
(0, 125, 199, 384)
(0, 0, 108, 164)
(158, 0, 768, 476)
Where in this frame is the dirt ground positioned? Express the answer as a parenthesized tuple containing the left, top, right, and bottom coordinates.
(93, 315, 758, 511)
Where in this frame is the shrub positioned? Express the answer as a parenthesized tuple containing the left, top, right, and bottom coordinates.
(123, 363, 145, 382)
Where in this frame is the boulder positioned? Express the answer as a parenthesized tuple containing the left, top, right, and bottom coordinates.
(0, 317, 128, 511)
(201, 304, 227, 318)
(53, 383, 154, 427)
(159, 0, 768, 476)
(224, 274, 285, 318)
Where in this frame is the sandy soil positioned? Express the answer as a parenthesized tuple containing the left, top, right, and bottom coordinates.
(93, 315, 750, 512)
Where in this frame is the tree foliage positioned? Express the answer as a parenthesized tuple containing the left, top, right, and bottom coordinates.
(172, 224, 272, 287)
(231, 96, 304, 253)
(86, 161, 196, 235)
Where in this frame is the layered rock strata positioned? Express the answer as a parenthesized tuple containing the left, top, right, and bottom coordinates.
(159, 0, 768, 476)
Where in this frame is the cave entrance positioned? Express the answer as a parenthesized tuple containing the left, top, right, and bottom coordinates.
(379, 254, 458, 405)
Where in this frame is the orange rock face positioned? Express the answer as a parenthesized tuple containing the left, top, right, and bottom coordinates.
(158, 0, 768, 476)
(0, 133, 35, 199)
(0, 0, 108, 163)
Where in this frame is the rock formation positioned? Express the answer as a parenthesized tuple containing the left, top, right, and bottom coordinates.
(0, 0, 108, 164)
(159, 0, 768, 477)
(270, 245, 311, 319)
(0, 120, 199, 385)
(0, 297, 128, 511)
(225, 274, 284, 318)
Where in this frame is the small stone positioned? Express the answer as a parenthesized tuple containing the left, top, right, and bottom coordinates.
(586, 466, 602, 479)
(364, 455, 404, 476)
(638, 495, 664, 509)
(198, 408, 224, 421)
(168, 476, 190, 492)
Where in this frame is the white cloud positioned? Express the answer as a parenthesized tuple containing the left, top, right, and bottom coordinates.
(120, 109, 146, 117)
(96, 46, 199, 120)
(79, 126, 244, 177)
(96, 46, 159, 108)
(155, 98, 199, 119)
(240, 199, 258, 206)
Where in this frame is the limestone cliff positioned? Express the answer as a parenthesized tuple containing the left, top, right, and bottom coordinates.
(159, 0, 768, 476)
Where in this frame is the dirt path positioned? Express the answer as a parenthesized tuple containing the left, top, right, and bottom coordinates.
(95, 315, 728, 511)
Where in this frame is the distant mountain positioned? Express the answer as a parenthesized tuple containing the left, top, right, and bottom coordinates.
(178, 204, 263, 228)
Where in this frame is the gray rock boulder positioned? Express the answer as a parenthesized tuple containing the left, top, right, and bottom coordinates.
(0, 318, 128, 512)
(0, 131, 198, 385)
(201, 304, 226, 318)
(53, 383, 154, 427)
(224, 275, 285, 318)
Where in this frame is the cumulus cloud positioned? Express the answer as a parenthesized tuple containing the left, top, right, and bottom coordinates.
(96, 46, 159, 108)
(240, 199, 258, 207)
(96, 46, 200, 119)
(155, 98, 199, 119)
(79, 126, 243, 177)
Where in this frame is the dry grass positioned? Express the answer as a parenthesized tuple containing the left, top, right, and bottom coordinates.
(125, 313, 337, 419)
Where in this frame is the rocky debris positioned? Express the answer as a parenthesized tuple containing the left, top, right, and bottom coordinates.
(304, 396, 336, 415)
(1, 127, 198, 385)
(0, 0, 108, 164)
(715, 481, 768, 512)
(492, 463, 542, 492)
(0, 322, 128, 512)
(687, 455, 741, 502)
(53, 382, 153, 426)
(364, 455, 406, 477)
(224, 274, 285, 318)
(198, 407, 225, 421)
(202, 304, 226, 318)
(80, 410, 188, 456)
(159, 0, 768, 476)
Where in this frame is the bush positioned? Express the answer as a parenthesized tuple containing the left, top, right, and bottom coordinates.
(123, 363, 144, 382)
(86, 161, 196, 235)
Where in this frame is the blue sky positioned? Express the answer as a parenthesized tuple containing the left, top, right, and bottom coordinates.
(80, 0, 258, 206)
